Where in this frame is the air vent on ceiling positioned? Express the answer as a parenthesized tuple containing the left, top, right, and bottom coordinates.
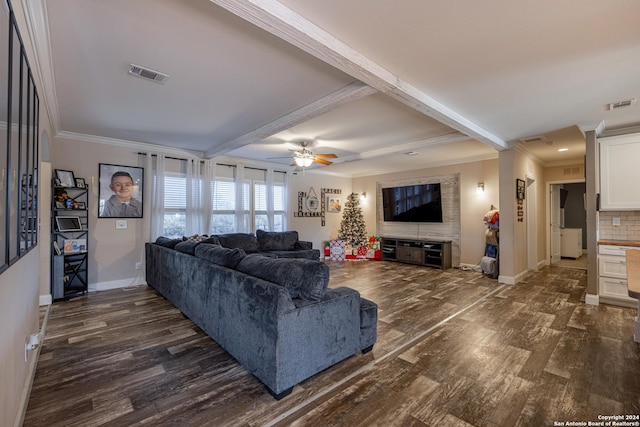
(607, 98, 636, 111)
(519, 135, 547, 144)
(128, 64, 169, 84)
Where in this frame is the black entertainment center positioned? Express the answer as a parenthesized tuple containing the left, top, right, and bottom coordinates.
(381, 237, 452, 270)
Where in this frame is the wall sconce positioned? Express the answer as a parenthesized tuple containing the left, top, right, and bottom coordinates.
(360, 192, 367, 200)
(476, 183, 485, 193)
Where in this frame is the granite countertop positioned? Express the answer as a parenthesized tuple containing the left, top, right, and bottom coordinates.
(598, 239, 640, 248)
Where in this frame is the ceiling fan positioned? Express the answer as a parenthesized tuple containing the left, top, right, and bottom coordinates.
(271, 141, 338, 168)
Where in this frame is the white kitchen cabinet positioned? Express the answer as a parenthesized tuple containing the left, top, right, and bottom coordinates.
(598, 244, 638, 307)
(560, 228, 582, 258)
(599, 132, 640, 210)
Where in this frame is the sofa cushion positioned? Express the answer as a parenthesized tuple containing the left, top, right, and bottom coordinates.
(256, 230, 299, 251)
(202, 235, 221, 245)
(194, 243, 246, 269)
(236, 256, 329, 301)
(174, 241, 200, 255)
(155, 236, 183, 249)
(217, 233, 260, 253)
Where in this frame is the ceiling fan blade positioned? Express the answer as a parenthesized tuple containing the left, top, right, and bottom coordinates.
(315, 153, 337, 158)
(314, 158, 333, 165)
(267, 156, 294, 159)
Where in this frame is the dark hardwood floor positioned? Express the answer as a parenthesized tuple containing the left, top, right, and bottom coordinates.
(25, 262, 640, 426)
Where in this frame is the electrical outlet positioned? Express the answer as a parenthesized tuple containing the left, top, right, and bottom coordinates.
(135, 262, 142, 270)
(613, 217, 621, 227)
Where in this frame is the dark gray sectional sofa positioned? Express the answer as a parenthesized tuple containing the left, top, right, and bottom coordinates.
(218, 230, 320, 260)
(145, 233, 377, 399)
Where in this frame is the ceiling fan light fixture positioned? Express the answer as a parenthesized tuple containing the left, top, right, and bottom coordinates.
(294, 155, 313, 168)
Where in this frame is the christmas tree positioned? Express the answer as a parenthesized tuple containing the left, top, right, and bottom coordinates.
(338, 193, 367, 247)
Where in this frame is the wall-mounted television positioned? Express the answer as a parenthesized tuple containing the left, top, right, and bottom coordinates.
(382, 183, 443, 223)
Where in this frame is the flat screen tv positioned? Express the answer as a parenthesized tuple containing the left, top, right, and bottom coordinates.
(382, 183, 443, 223)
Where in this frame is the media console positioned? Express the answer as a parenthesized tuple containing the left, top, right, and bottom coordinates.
(381, 237, 452, 270)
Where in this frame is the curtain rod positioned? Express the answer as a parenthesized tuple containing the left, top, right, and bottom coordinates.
(136, 152, 288, 174)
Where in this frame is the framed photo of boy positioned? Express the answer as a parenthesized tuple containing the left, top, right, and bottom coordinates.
(98, 163, 144, 218)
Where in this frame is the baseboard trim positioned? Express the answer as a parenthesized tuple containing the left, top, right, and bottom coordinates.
(498, 269, 530, 285)
(585, 293, 599, 306)
(89, 276, 146, 292)
(39, 294, 52, 306)
(498, 275, 514, 285)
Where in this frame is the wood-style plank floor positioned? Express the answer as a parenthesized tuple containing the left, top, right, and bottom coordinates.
(25, 262, 640, 426)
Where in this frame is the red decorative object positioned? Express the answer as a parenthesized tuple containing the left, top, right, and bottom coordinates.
(357, 245, 368, 257)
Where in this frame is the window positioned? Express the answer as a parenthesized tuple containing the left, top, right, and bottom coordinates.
(1, 1, 40, 275)
(158, 162, 287, 237)
(210, 178, 236, 234)
(254, 181, 286, 232)
(163, 173, 186, 238)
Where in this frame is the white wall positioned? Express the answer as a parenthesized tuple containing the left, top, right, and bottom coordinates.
(498, 149, 545, 283)
(0, 251, 41, 427)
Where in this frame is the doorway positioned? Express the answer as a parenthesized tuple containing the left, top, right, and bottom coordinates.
(548, 181, 587, 269)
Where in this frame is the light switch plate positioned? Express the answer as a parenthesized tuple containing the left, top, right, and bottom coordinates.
(116, 220, 128, 229)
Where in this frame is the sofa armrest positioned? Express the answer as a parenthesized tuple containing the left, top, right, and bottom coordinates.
(294, 240, 313, 250)
(272, 286, 361, 394)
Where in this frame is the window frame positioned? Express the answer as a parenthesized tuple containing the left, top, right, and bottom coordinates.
(1, 1, 40, 276)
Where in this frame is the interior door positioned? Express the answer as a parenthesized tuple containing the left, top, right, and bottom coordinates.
(551, 185, 561, 264)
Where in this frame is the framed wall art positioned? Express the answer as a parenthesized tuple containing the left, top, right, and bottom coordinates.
(516, 178, 525, 200)
(55, 169, 76, 187)
(98, 163, 144, 218)
(327, 196, 341, 213)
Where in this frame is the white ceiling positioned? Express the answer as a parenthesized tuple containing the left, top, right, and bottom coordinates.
(25, 0, 640, 176)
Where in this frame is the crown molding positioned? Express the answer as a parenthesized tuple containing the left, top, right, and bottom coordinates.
(22, 0, 61, 133)
(55, 131, 205, 159)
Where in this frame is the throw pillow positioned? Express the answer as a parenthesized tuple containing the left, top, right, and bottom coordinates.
(236, 256, 329, 301)
(155, 236, 183, 249)
(217, 233, 260, 253)
(195, 243, 246, 269)
(201, 235, 221, 245)
(256, 230, 298, 251)
(174, 241, 200, 255)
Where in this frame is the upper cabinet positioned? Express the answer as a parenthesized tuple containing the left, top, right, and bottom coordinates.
(599, 133, 640, 210)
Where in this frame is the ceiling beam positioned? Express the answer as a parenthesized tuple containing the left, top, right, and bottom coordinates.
(210, 0, 509, 151)
(205, 81, 376, 158)
(335, 131, 473, 164)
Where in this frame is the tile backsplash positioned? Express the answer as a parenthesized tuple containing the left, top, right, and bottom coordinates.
(598, 211, 640, 240)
